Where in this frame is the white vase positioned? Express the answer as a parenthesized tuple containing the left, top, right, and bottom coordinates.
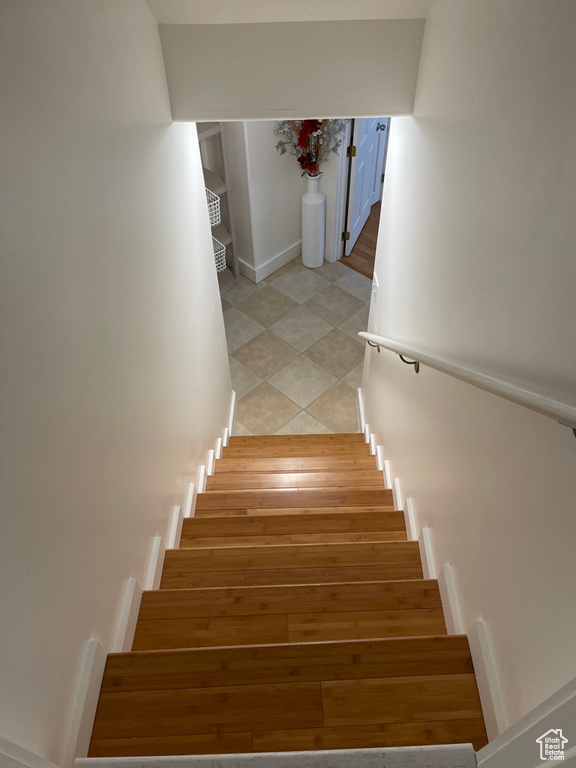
(301, 173, 326, 269)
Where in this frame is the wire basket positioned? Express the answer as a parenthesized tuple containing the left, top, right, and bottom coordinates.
(205, 187, 221, 227)
(212, 236, 227, 273)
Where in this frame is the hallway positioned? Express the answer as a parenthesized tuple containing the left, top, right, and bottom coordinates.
(222, 258, 372, 435)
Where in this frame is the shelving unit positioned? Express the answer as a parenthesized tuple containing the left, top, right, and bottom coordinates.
(197, 122, 240, 295)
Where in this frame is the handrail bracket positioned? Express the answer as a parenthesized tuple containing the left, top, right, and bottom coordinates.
(399, 354, 420, 374)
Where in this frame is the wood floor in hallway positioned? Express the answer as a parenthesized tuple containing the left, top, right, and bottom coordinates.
(341, 201, 381, 280)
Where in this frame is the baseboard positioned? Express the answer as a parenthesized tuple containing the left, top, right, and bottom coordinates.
(369, 433, 377, 456)
(477, 675, 576, 768)
(418, 526, 436, 578)
(215, 436, 223, 460)
(206, 449, 215, 476)
(196, 464, 207, 495)
(392, 477, 404, 511)
(166, 505, 183, 549)
(0, 739, 59, 768)
(437, 564, 464, 635)
(182, 481, 195, 518)
(468, 620, 508, 741)
(113, 577, 142, 652)
(62, 640, 107, 766)
(238, 241, 301, 284)
(222, 426, 230, 447)
(405, 497, 419, 541)
(228, 389, 237, 437)
(383, 459, 392, 490)
(145, 536, 165, 591)
(357, 387, 366, 432)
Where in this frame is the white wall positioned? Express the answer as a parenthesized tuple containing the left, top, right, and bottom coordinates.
(158, 20, 425, 121)
(0, 1, 231, 765)
(363, 0, 576, 732)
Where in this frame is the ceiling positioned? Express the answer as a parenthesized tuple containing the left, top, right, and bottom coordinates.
(146, 0, 433, 25)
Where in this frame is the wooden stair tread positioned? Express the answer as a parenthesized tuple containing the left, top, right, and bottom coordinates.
(178, 531, 408, 548)
(101, 635, 475, 693)
(161, 541, 422, 589)
(215, 455, 377, 473)
(206, 470, 385, 491)
(89, 671, 484, 752)
(195, 505, 396, 518)
(195, 488, 394, 513)
(181, 510, 406, 542)
(133, 580, 444, 650)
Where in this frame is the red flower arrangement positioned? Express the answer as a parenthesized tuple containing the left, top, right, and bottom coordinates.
(275, 119, 348, 177)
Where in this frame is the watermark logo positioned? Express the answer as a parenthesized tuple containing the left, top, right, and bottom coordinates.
(536, 729, 568, 761)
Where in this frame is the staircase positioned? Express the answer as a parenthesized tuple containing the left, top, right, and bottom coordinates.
(86, 433, 488, 762)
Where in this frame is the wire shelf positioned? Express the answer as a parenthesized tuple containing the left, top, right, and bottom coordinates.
(212, 236, 227, 273)
(205, 187, 221, 227)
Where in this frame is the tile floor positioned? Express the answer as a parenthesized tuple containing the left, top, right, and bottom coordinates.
(222, 257, 372, 435)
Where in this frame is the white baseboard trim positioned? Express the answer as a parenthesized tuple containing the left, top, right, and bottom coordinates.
(375, 445, 385, 472)
(418, 526, 436, 578)
(166, 505, 183, 549)
(113, 577, 142, 652)
(369, 433, 377, 456)
(238, 241, 301, 284)
(0, 739, 59, 768)
(206, 449, 215, 476)
(145, 536, 165, 591)
(182, 481, 195, 518)
(404, 497, 419, 541)
(477, 676, 576, 768)
(62, 639, 107, 766)
(228, 389, 237, 437)
(222, 426, 230, 447)
(215, 436, 223, 460)
(468, 620, 508, 741)
(363, 424, 370, 443)
(357, 387, 366, 432)
(392, 477, 404, 511)
(196, 464, 207, 495)
(437, 564, 464, 635)
(383, 459, 392, 490)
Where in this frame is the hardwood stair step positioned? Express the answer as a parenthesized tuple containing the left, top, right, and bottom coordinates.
(215, 455, 377, 473)
(195, 488, 394, 514)
(100, 635, 475, 693)
(180, 510, 406, 543)
(206, 470, 385, 491)
(178, 531, 408, 548)
(133, 580, 444, 650)
(195, 505, 396, 518)
(228, 434, 366, 445)
(161, 541, 421, 589)
(223, 445, 370, 459)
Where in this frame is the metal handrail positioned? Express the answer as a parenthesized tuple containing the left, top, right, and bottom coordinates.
(359, 331, 576, 433)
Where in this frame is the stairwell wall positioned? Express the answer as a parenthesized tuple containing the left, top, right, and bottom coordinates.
(363, 0, 576, 733)
(0, 1, 231, 764)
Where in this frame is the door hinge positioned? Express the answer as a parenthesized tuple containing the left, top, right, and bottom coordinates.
(342, 231, 350, 241)
(347, 145, 356, 158)
(381, 172, 385, 183)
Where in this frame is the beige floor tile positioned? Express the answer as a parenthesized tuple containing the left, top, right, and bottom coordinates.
(316, 260, 350, 283)
(228, 356, 263, 399)
(221, 297, 232, 312)
(237, 286, 298, 328)
(304, 328, 365, 379)
(276, 411, 332, 435)
(305, 284, 364, 326)
(336, 270, 373, 303)
(236, 382, 300, 435)
(270, 258, 300, 279)
(233, 422, 254, 436)
(270, 306, 333, 352)
(223, 307, 265, 353)
(225, 276, 264, 305)
(342, 363, 364, 390)
(306, 382, 360, 433)
(233, 331, 298, 379)
(271, 265, 329, 304)
(268, 355, 337, 408)
(338, 305, 370, 343)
